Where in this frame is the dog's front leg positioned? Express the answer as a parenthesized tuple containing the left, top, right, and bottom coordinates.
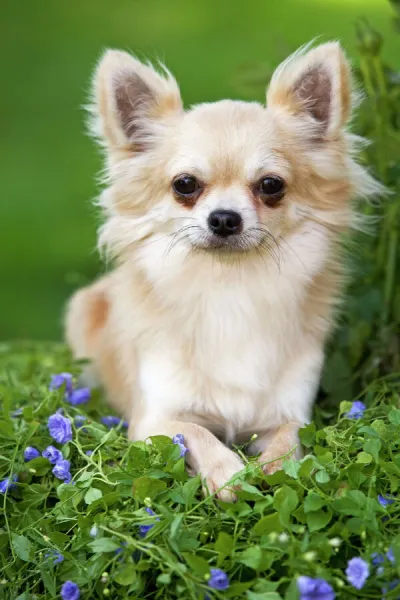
(131, 419, 244, 501)
(255, 345, 324, 475)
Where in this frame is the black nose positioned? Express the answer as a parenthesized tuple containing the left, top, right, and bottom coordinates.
(208, 210, 243, 237)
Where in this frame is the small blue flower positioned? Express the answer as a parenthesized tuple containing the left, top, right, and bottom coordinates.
(346, 557, 369, 590)
(0, 475, 18, 494)
(345, 401, 366, 419)
(11, 408, 23, 418)
(139, 507, 159, 538)
(24, 446, 40, 461)
(52, 459, 72, 483)
(42, 445, 63, 464)
(382, 579, 400, 598)
(378, 494, 395, 507)
(101, 416, 128, 429)
(49, 373, 73, 395)
(172, 434, 188, 458)
(85, 450, 93, 456)
(61, 580, 80, 600)
(371, 552, 385, 566)
(74, 415, 87, 428)
(68, 388, 91, 405)
(115, 541, 128, 555)
(208, 568, 230, 591)
(89, 525, 98, 537)
(48, 413, 72, 444)
(387, 547, 395, 564)
(45, 551, 64, 564)
(297, 576, 335, 600)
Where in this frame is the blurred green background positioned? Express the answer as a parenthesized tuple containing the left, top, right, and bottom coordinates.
(1, 0, 399, 340)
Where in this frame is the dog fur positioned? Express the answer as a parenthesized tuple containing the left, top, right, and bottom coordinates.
(65, 42, 381, 501)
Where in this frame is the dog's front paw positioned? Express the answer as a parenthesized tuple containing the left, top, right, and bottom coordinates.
(260, 444, 302, 476)
(202, 453, 244, 502)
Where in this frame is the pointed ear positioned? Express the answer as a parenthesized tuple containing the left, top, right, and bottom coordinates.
(267, 42, 352, 138)
(91, 50, 183, 150)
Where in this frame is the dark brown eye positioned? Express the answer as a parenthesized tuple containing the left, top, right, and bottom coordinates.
(258, 176, 285, 205)
(173, 174, 199, 197)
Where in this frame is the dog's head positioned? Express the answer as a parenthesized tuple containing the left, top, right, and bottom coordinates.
(91, 43, 380, 264)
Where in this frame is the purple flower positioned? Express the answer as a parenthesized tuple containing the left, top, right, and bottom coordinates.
(48, 413, 72, 444)
(378, 494, 395, 507)
(345, 401, 366, 419)
(101, 416, 128, 429)
(382, 579, 400, 597)
(85, 450, 93, 456)
(74, 415, 87, 428)
(208, 568, 229, 591)
(49, 373, 73, 395)
(387, 547, 395, 564)
(52, 459, 72, 483)
(0, 475, 18, 494)
(345, 557, 369, 590)
(172, 434, 188, 458)
(68, 388, 91, 405)
(371, 552, 385, 566)
(24, 446, 40, 461)
(139, 507, 159, 538)
(297, 576, 335, 600)
(45, 551, 64, 564)
(42, 445, 63, 464)
(61, 581, 80, 600)
(115, 541, 128, 555)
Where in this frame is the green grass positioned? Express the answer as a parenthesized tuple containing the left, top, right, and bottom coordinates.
(1, 0, 399, 339)
(0, 342, 399, 600)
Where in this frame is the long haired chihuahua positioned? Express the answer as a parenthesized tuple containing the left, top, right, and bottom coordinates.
(66, 42, 381, 500)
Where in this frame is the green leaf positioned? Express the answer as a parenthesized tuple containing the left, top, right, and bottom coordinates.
(183, 553, 210, 576)
(247, 593, 282, 600)
(388, 408, 400, 425)
(363, 438, 381, 462)
(0, 419, 14, 439)
(304, 492, 326, 513)
(132, 476, 167, 501)
(11, 534, 33, 561)
(215, 532, 234, 557)
(282, 459, 300, 479)
(40, 568, 56, 596)
(239, 546, 263, 570)
(356, 451, 372, 464)
(252, 513, 282, 536)
(315, 470, 330, 483)
(113, 565, 137, 586)
(273, 486, 298, 528)
(299, 423, 316, 447)
(306, 508, 332, 532)
(88, 538, 120, 553)
(84, 487, 103, 505)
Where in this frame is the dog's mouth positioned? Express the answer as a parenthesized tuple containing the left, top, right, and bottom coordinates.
(190, 232, 261, 253)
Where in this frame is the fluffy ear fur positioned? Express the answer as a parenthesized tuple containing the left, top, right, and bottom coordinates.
(267, 42, 353, 138)
(90, 50, 183, 150)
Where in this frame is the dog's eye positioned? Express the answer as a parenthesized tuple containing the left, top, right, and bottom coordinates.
(258, 176, 285, 206)
(173, 175, 199, 197)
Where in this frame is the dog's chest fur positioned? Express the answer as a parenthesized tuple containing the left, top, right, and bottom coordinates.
(115, 223, 333, 438)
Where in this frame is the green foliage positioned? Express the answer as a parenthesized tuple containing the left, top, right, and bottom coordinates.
(0, 343, 399, 599)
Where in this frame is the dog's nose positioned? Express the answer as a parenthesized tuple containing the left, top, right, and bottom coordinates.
(208, 210, 243, 237)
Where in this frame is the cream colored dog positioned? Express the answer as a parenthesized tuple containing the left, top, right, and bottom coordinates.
(66, 42, 381, 500)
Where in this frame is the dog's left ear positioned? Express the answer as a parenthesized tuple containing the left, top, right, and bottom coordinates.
(267, 42, 352, 138)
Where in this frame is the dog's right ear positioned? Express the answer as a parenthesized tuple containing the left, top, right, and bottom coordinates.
(90, 50, 183, 151)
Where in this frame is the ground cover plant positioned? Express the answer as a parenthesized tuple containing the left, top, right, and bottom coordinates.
(1, 14, 400, 600)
